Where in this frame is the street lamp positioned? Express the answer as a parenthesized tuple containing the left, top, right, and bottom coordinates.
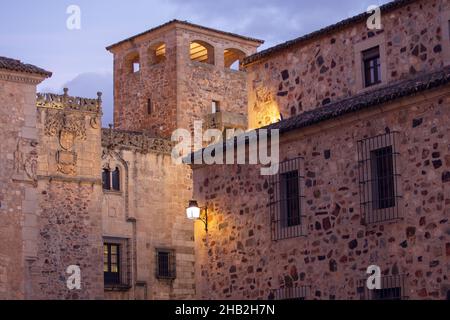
(186, 200, 208, 231)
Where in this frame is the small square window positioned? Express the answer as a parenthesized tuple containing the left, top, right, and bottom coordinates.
(156, 249, 176, 280)
(147, 99, 153, 115)
(133, 62, 140, 73)
(362, 46, 381, 87)
(212, 100, 220, 114)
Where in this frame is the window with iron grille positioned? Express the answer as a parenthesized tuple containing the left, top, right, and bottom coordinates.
(269, 157, 306, 241)
(357, 132, 402, 225)
(362, 46, 381, 87)
(103, 238, 131, 290)
(270, 286, 310, 301)
(156, 249, 176, 280)
(357, 275, 408, 300)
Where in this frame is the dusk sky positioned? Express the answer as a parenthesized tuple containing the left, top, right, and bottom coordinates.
(0, 0, 390, 126)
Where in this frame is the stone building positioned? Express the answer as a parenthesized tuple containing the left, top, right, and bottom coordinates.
(192, 0, 450, 300)
(0, 0, 449, 301)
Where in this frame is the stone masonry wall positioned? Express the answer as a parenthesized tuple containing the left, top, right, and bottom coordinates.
(101, 129, 195, 300)
(193, 88, 450, 300)
(112, 28, 178, 138)
(176, 28, 258, 135)
(247, 0, 450, 128)
(27, 93, 104, 299)
(0, 72, 42, 299)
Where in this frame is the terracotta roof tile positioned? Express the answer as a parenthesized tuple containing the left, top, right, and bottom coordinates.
(0, 56, 52, 77)
(244, 0, 417, 66)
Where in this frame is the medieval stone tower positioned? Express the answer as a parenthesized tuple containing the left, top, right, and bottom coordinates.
(106, 20, 263, 137)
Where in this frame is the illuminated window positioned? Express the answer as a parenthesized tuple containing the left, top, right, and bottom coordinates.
(150, 42, 166, 65)
(104, 243, 120, 285)
(190, 41, 215, 65)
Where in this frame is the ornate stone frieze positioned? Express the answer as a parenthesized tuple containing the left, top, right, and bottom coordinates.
(102, 128, 174, 154)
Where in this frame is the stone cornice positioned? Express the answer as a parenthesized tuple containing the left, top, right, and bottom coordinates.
(0, 70, 47, 85)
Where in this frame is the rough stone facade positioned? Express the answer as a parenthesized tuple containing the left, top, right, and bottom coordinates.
(29, 91, 104, 299)
(0, 68, 48, 299)
(193, 88, 450, 300)
(108, 21, 262, 138)
(246, 0, 450, 128)
(101, 129, 195, 300)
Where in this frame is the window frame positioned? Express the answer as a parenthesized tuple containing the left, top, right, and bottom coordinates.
(354, 35, 387, 91)
(155, 248, 176, 280)
(103, 238, 131, 291)
(104, 243, 121, 286)
(270, 286, 310, 301)
(362, 46, 381, 87)
(269, 157, 306, 241)
(357, 131, 402, 225)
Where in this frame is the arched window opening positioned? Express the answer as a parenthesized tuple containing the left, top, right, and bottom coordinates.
(125, 52, 140, 74)
(112, 167, 120, 191)
(149, 42, 166, 65)
(224, 48, 246, 71)
(190, 41, 215, 65)
(102, 169, 111, 190)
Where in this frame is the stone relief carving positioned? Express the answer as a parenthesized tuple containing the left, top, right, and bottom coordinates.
(13, 138, 38, 185)
(44, 110, 87, 175)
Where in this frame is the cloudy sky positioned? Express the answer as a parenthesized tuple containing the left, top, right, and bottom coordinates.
(0, 0, 390, 126)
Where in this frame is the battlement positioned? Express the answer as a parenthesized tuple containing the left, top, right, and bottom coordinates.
(37, 88, 102, 113)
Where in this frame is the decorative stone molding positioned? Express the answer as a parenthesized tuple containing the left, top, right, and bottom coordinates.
(12, 138, 38, 186)
(102, 128, 174, 154)
(37, 88, 102, 114)
(0, 70, 46, 85)
(44, 109, 87, 176)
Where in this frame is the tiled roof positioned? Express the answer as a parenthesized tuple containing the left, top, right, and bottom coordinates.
(106, 19, 264, 50)
(243, 0, 417, 66)
(264, 66, 450, 134)
(0, 56, 52, 77)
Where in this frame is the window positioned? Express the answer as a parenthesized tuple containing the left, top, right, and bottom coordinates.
(371, 146, 395, 210)
(149, 42, 166, 65)
(102, 169, 111, 190)
(280, 171, 301, 227)
(103, 238, 131, 290)
(270, 286, 310, 301)
(103, 167, 120, 192)
(190, 40, 215, 65)
(133, 62, 140, 73)
(104, 243, 121, 285)
(357, 131, 401, 225)
(147, 98, 153, 115)
(125, 52, 140, 74)
(269, 157, 306, 241)
(358, 275, 407, 300)
(156, 249, 176, 280)
(224, 48, 246, 71)
(362, 46, 381, 87)
(112, 168, 120, 191)
(211, 100, 220, 114)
